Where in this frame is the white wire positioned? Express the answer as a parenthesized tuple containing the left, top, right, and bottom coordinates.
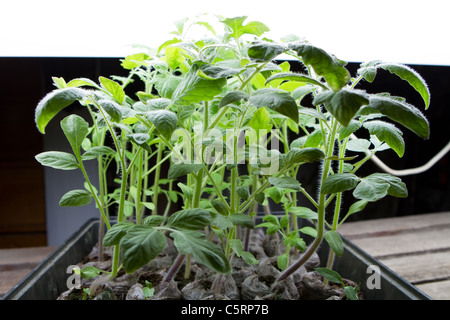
(350, 134, 450, 176)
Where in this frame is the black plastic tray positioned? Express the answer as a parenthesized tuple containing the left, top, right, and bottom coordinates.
(2, 218, 432, 300)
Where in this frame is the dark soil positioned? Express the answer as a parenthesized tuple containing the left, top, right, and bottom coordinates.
(58, 229, 362, 300)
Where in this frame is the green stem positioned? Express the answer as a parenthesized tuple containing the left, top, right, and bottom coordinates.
(277, 119, 338, 282)
(152, 143, 163, 215)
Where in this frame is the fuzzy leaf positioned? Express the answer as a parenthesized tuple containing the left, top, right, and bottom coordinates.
(268, 176, 301, 191)
(353, 178, 390, 202)
(221, 16, 269, 39)
(363, 120, 405, 157)
(289, 43, 350, 91)
(265, 72, 328, 89)
(35, 151, 79, 170)
(315, 267, 344, 285)
(35, 88, 88, 134)
(321, 173, 360, 194)
(284, 147, 325, 167)
(365, 173, 407, 198)
(324, 230, 344, 257)
(82, 146, 116, 161)
(228, 239, 259, 265)
(168, 163, 204, 180)
(59, 189, 92, 207)
(378, 63, 430, 109)
(289, 206, 318, 220)
(170, 230, 231, 274)
(102, 221, 135, 246)
(219, 90, 250, 108)
(167, 208, 212, 230)
(147, 109, 178, 140)
(172, 62, 226, 104)
(97, 100, 123, 123)
(361, 96, 429, 139)
(120, 225, 166, 273)
(60, 114, 89, 153)
(314, 89, 369, 126)
(247, 42, 286, 62)
(99, 76, 125, 103)
(229, 213, 254, 229)
(249, 88, 299, 123)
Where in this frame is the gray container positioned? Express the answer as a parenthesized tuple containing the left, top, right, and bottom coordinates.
(2, 218, 432, 300)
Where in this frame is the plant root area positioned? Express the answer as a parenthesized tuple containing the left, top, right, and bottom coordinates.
(59, 229, 362, 300)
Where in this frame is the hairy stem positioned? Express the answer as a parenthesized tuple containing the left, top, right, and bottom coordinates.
(277, 119, 338, 282)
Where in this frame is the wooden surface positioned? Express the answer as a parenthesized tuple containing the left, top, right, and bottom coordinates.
(339, 211, 450, 300)
(1, 212, 449, 299)
(0, 246, 55, 298)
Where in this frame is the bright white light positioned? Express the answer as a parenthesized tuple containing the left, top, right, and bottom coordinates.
(1, 0, 449, 65)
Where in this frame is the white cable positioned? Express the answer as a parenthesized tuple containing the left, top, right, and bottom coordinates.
(350, 134, 450, 176)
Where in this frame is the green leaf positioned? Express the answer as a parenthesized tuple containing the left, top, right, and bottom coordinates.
(35, 88, 88, 134)
(167, 208, 212, 230)
(99, 76, 125, 103)
(353, 178, 390, 202)
(357, 65, 377, 83)
(142, 215, 165, 226)
(221, 16, 269, 39)
(35, 151, 79, 170)
(67, 78, 101, 89)
(197, 64, 243, 79)
(229, 213, 254, 229)
(249, 107, 273, 132)
(378, 63, 430, 109)
(170, 230, 231, 274)
(152, 72, 182, 99)
(346, 138, 371, 153)
(219, 90, 250, 108)
(277, 253, 289, 271)
(284, 147, 325, 168)
(121, 53, 150, 70)
(313, 89, 369, 126)
(228, 239, 259, 265)
(172, 61, 226, 104)
(324, 230, 344, 257)
(168, 163, 204, 180)
(265, 72, 328, 89)
(82, 146, 116, 161)
(60, 115, 89, 153)
(361, 96, 429, 139)
(79, 266, 103, 279)
(365, 173, 408, 198)
(265, 186, 283, 203)
(347, 200, 369, 217)
(247, 42, 286, 62)
(249, 88, 299, 123)
(120, 225, 167, 273)
(339, 120, 362, 140)
(147, 109, 178, 140)
(363, 120, 405, 157)
(300, 226, 317, 238)
(289, 206, 318, 220)
(268, 176, 301, 191)
(288, 43, 350, 91)
(103, 221, 135, 246)
(97, 100, 123, 123)
(211, 199, 229, 215)
(344, 286, 359, 300)
(315, 267, 344, 285)
(321, 173, 360, 194)
(177, 182, 193, 201)
(59, 189, 92, 207)
(127, 133, 151, 153)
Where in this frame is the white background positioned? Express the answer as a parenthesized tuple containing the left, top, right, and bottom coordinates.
(1, 0, 449, 65)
